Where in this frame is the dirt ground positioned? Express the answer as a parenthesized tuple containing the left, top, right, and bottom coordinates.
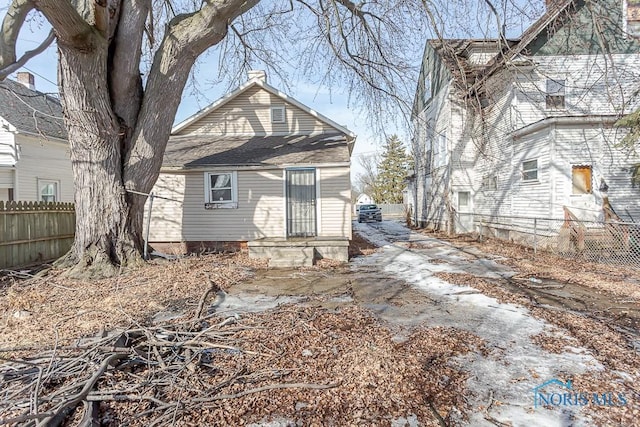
(0, 224, 639, 426)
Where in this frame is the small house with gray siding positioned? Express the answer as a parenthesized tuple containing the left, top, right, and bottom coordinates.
(148, 71, 355, 266)
(411, 0, 640, 241)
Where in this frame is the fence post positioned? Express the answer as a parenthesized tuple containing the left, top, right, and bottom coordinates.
(533, 218, 537, 256)
(144, 193, 154, 260)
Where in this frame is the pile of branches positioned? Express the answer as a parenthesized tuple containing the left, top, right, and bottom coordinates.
(0, 284, 336, 426)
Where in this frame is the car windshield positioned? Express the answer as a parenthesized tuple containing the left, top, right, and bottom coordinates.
(360, 205, 378, 210)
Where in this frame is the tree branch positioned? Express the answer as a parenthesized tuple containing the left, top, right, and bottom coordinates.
(0, 29, 55, 79)
(34, 0, 97, 51)
(0, 0, 35, 69)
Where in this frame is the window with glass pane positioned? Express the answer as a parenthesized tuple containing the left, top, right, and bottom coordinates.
(209, 173, 232, 202)
(40, 182, 57, 202)
(522, 160, 538, 181)
(546, 79, 565, 109)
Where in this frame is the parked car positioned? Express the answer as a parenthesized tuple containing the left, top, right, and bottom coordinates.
(358, 204, 382, 223)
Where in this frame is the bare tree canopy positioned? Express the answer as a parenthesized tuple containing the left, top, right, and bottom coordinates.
(0, 0, 599, 277)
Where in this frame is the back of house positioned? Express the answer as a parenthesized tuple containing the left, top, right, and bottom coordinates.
(147, 71, 355, 264)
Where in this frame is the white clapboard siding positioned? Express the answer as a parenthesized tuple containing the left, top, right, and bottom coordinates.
(14, 135, 74, 202)
(0, 131, 16, 166)
(176, 85, 336, 136)
(318, 166, 351, 239)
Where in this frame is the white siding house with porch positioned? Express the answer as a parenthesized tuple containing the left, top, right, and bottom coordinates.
(147, 71, 355, 265)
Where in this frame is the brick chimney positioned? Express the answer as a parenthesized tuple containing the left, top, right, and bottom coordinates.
(247, 70, 266, 82)
(16, 72, 35, 91)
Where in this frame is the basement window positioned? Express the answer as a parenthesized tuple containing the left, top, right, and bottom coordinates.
(572, 165, 592, 194)
(271, 106, 286, 124)
(545, 78, 565, 110)
(522, 159, 538, 182)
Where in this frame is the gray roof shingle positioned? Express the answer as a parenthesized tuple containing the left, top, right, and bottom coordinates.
(0, 78, 66, 140)
(164, 133, 351, 168)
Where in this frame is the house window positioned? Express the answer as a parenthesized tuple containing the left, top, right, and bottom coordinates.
(38, 180, 59, 202)
(546, 78, 565, 110)
(626, 0, 640, 37)
(204, 172, 237, 208)
(423, 74, 432, 103)
(572, 165, 592, 194)
(271, 106, 286, 123)
(458, 191, 470, 209)
(482, 175, 497, 191)
(522, 159, 538, 182)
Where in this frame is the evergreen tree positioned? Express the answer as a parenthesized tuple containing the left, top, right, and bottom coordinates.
(373, 135, 411, 203)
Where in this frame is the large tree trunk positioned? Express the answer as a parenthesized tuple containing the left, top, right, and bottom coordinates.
(55, 38, 145, 278)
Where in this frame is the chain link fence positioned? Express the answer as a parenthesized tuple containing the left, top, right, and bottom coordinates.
(455, 212, 640, 269)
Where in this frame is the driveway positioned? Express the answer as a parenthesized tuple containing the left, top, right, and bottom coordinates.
(348, 220, 636, 426)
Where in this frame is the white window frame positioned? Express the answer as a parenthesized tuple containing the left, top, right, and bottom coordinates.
(271, 106, 286, 124)
(423, 73, 432, 103)
(522, 159, 539, 182)
(38, 179, 59, 203)
(204, 171, 238, 209)
(545, 78, 566, 110)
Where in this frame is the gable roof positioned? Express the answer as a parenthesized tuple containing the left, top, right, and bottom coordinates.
(171, 76, 356, 141)
(163, 133, 350, 168)
(0, 78, 67, 140)
(469, 0, 577, 96)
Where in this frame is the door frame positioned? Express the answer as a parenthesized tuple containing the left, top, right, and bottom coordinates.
(284, 167, 318, 238)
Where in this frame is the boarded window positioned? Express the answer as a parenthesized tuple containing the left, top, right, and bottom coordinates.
(522, 159, 538, 182)
(546, 79, 565, 110)
(271, 106, 286, 123)
(572, 165, 592, 194)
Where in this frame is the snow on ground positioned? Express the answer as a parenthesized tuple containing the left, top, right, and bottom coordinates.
(353, 221, 602, 427)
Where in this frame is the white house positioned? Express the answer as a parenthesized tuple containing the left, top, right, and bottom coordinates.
(147, 71, 356, 265)
(0, 73, 73, 202)
(411, 0, 640, 237)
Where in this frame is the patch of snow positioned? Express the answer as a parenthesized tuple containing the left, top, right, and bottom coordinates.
(352, 221, 603, 426)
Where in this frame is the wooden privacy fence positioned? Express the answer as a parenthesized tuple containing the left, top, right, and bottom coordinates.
(0, 201, 75, 269)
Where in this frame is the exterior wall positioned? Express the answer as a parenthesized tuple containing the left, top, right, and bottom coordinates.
(318, 166, 352, 239)
(0, 130, 16, 167)
(148, 165, 352, 243)
(13, 135, 73, 202)
(176, 85, 336, 136)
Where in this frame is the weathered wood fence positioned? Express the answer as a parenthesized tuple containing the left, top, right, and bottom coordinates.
(0, 201, 75, 269)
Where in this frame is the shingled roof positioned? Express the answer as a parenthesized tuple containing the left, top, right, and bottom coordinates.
(0, 78, 66, 140)
(164, 133, 351, 168)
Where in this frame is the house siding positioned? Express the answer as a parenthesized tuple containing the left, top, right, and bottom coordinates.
(318, 166, 352, 239)
(176, 85, 335, 136)
(149, 165, 352, 243)
(14, 135, 73, 202)
(0, 130, 16, 167)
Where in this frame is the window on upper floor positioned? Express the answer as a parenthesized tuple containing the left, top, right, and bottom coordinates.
(38, 179, 59, 203)
(271, 106, 286, 124)
(204, 172, 238, 208)
(482, 175, 497, 191)
(425, 149, 432, 176)
(522, 159, 538, 182)
(626, 0, 640, 37)
(423, 74, 432, 103)
(572, 165, 592, 194)
(546, 78, 565, 110)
